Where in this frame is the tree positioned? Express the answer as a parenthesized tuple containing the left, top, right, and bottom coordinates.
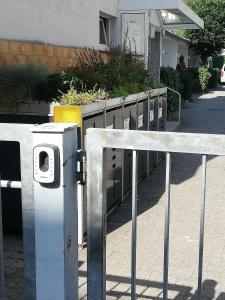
(185, 0, 225, 64)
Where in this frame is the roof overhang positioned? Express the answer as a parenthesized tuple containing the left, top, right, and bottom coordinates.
(119, 0, 204, 30)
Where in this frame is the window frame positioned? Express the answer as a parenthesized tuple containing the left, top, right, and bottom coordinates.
(99, 16, 110, 46)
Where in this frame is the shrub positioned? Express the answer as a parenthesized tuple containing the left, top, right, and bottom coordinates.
(198, 67, 211, 92)
(208, 68, 220, 88)
(0, 63, 48, 104)
(37, 73, 66, 101)
(188, 68, 201, 93)
(56, 88, 108, 106)
(181, 72, 194, 100)
(65, 47, 153, 97)
(213, 56, 225, 70)
(160, 67, 183, 113)
(55, 79, 108, 105)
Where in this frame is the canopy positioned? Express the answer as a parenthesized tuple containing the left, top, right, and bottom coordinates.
(119, 0, 204, 29)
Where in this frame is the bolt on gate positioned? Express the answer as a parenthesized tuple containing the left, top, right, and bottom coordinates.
(86, 128, 225, 300)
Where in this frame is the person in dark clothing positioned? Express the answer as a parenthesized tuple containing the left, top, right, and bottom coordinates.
(176, 55, 187, 75)
(176, 54, 193, 99)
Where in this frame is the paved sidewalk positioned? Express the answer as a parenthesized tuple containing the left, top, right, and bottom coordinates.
(79, 87, 225, 299)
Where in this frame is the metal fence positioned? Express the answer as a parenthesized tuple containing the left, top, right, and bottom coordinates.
(0, 179, 3, 300)
(0, 123, 35, 300)
(86, 128, 225, 300)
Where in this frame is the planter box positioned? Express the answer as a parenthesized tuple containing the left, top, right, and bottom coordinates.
(0, 88, 167, 115)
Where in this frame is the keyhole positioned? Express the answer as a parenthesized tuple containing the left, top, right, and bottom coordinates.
(39, 151, 49, 172)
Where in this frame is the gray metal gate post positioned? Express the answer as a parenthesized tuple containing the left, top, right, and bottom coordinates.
(0, 179, 4, 300)
(0, 123, 35, 300)
(87, 128, 225, 300)
(32, 123, 78, 300)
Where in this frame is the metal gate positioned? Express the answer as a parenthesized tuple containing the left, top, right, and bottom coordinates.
(86, 128, 225, 300)
(0, 123, 79, 300)
(0, 124, 35, 300)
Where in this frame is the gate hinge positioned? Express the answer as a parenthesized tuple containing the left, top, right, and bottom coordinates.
(76, 150, 86, 185)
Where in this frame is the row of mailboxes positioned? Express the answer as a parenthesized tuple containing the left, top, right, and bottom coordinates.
(82, 95, 167, 211)
(0, 91, 167, 240)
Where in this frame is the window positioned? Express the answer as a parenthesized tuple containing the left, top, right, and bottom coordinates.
(99, 16, 109, 45)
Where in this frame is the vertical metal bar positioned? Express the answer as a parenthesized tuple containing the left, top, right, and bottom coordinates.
(0, 178, 4, 300)
(157, 92, 160, 132)
(87, 142, 106, 300)
(163, 152, 172, 300)
(197, 154, 207, 300)
(20, 137, 36, 300)
(136, 98, 139, 130)
(104, 104, 107, 128)
(178, 93, 182, 125)
(165, 90, 168, 122)
(156, 93, 160, 165)
(121, 97, 125, 203)
(146, 97, 150, 176)
(131, 150, 138, 300)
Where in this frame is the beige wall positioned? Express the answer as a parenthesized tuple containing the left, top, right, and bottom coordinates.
(0, 39, 109, 72)
(0, 40, 82, 72)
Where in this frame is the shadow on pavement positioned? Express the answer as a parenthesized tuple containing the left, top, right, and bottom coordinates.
(79, 269, 225, 300)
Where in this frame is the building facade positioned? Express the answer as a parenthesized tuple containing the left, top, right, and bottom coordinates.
(162, 32, 190, 69)
(0, 0, 118, 71)
(0, 0, 203, 74)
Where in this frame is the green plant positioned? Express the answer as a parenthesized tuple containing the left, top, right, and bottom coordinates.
(181, 73, 195, 100)
(37, 73, 66, 101)
(55, 79, 108, 105)
(0, 63, 48, 104)
(213, 56, 225, 70)
(188, 68, 201, 92)
(198, 67, 211, 92)
(208, 68, 219, 88)
(184, 0, 225, 64)
(111, 86, 130, 98)
(66, 47, 152, 94)
(160, 67, 183, 113)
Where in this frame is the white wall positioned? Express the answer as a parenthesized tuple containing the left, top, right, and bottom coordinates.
(0, 0, 118, 49)
(177, 41, 189, 66)
(149, 10, 161, 28)
(161, 37, 178, 69)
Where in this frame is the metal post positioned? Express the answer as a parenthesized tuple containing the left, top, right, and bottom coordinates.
(87, 141, 106, 300)
(163, 152, 171, 300)
(32, 123, 78, 300)
(0, 178, 4, 300)
(197, 155, 207, 300)
(136, 98, 139, 130)
(131, 151, 138, 300)
(165, 91, 168, 123)
(146, 97, 150, 177)
(178, 93, 182, 125)
(0, 123, 36, 300)
(104, 103, 107, 128)
(156, 93, 160, 165)
(166, 87, 182, 125)
(121, 97, 125, 203)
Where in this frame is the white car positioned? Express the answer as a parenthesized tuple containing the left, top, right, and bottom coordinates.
(220, 64, 225, 83)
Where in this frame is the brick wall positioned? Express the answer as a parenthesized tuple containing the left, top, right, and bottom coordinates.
(0, 39, 82, 72)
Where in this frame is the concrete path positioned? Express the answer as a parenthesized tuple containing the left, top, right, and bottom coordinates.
(79, 87, 225, 300)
